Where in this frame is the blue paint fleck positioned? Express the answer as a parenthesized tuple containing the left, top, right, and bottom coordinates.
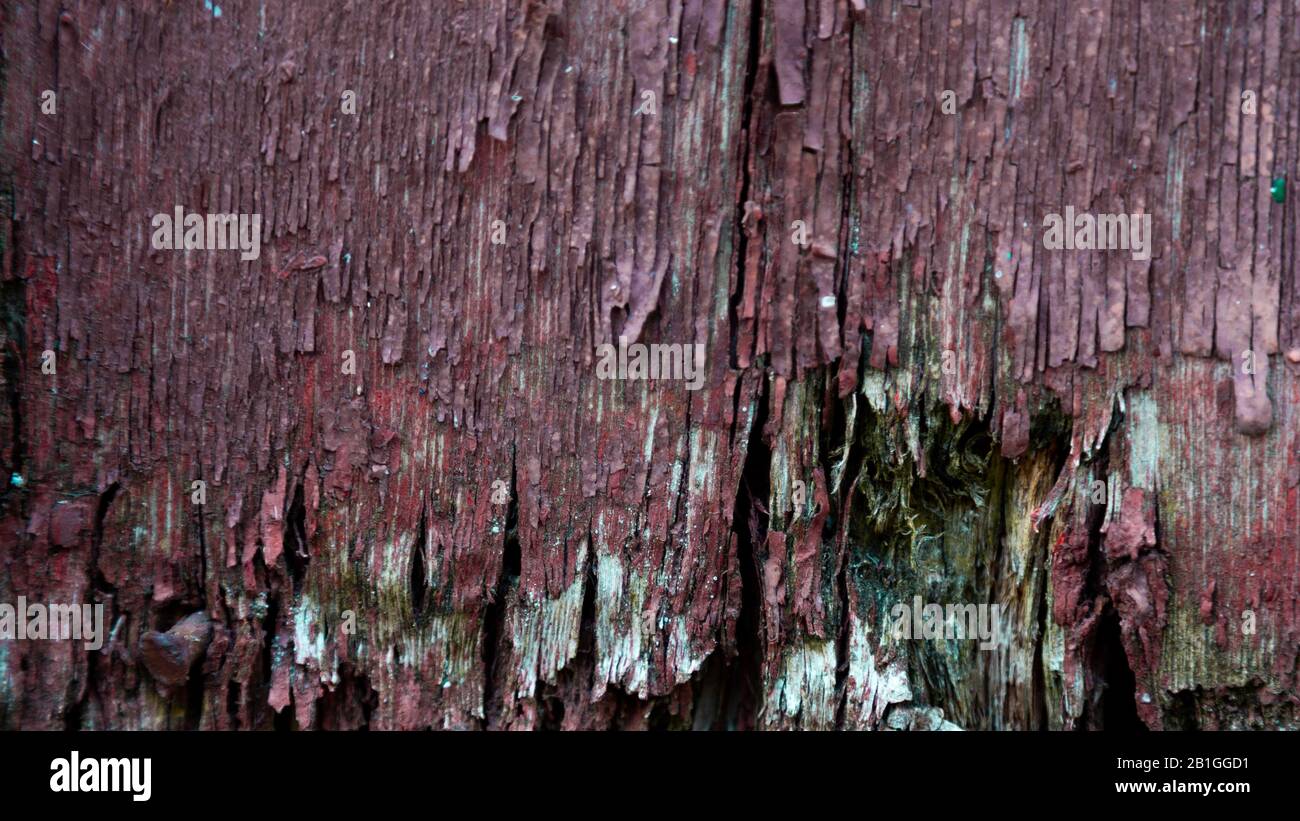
(10, 473, 23, 488)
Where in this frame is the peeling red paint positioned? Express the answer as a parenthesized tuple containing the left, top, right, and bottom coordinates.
(1, 0, 1297, 731)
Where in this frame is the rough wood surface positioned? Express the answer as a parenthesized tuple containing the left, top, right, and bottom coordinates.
(1, 0, 1296, 730)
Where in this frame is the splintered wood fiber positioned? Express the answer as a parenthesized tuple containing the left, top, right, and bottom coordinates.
(0, 0, 1297, 730)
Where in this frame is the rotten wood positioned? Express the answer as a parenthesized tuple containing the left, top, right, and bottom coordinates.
(0, 0, 1297, 730)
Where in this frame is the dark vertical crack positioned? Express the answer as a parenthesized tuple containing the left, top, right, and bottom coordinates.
(62, 685, 84, 730)
(226, 681, 241, 728)
(1030, 523, 1050, 731)
(89, 481, 121, 598)
(829, 391, 866, 729)
(1090, 601, 1143, 731)
(831, 523, 851, 730)
(0, 272, 26, 512)
(62, 481, 125, 730)
(1077, 402, 1144, 731)
(1074, 445, 1144, 731)
(725, 373, 770, 729)
(701, 0, 770, 728)
(481, 444, 519, 727)
(408, 502, 428, 619)
(283, 479, 309, 594)
(255, 552, 292, 731)
(727, 0, 766, 369)
(194, 470, 208, 602)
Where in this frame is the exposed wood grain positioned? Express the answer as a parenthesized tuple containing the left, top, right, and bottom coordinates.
(1, 0, 1296, 730)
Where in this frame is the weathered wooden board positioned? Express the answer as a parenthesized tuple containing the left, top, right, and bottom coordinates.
(1, 0, 1296, 730)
